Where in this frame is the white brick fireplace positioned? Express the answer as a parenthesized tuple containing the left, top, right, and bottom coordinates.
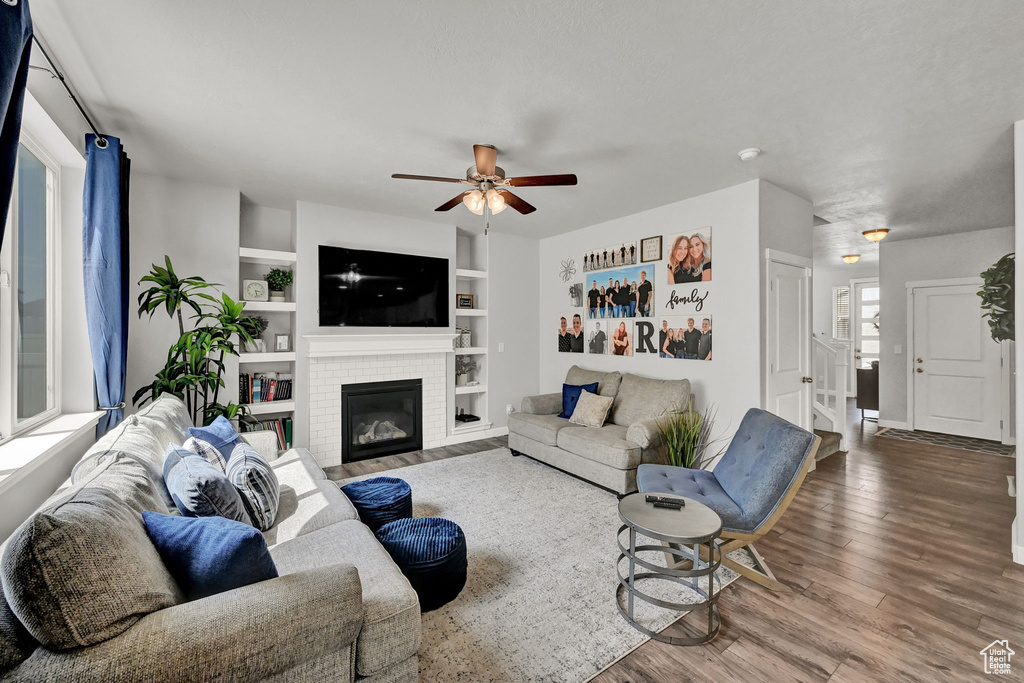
(304, 334, 453, 468)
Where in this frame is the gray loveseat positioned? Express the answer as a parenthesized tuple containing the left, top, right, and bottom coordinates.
(0, 395, 420, 682)
(508, 365, 692, 495)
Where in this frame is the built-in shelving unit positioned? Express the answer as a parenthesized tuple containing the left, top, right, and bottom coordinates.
(450, 231, 491, 443)
(238, 207, 298, 447)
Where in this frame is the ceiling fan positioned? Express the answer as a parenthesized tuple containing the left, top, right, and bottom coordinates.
(392, 144, 577, 215)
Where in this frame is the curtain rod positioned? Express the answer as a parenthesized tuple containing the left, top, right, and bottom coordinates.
(30, 35, 109, 149)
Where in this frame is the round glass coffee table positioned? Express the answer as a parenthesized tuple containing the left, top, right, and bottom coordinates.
(615, 493, 722, 645)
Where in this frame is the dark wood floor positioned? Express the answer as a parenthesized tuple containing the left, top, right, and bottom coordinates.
(326, 410, 1019, 682)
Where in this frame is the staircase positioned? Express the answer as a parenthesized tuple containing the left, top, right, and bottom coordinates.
(811, 337, 848, 460)
(813, 429, 844, 460)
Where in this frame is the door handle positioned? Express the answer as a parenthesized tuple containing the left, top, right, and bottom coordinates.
(855, 355, 861, 360)
(916, 368, 923, 373)
(916, 358, 923, 363)
(802, 377, 813, 383)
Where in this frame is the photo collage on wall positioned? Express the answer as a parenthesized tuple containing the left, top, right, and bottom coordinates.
(559, 227, 713, 361)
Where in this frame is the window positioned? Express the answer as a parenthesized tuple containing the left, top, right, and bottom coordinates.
(0, 136, 60, 439)
(832, 286, 850, 341)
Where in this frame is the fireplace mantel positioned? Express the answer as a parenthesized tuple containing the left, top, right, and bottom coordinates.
(303, 333, 456, 358)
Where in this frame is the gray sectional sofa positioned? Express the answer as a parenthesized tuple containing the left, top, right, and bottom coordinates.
(0, 395, 420, 682)
(508, 365, 692, 495)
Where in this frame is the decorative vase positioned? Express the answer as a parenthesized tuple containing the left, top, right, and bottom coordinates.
(270, 290, 285, 303)
(456, 373, 468, 386)
(243, 339, 266, 354)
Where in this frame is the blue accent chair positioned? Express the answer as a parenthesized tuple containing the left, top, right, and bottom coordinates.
(637, 408, 820, 591)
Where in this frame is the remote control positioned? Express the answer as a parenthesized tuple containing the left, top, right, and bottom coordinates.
(653, 501, 682, 510)
(645, 495, 684, 507)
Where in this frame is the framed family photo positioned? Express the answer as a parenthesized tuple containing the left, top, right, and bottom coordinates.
(640, 235, 662, 263)
(666, 228, 712, 284)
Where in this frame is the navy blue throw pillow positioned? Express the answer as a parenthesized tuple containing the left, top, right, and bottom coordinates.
(142, 511, 278, 600)
(559, 382, 599, 419)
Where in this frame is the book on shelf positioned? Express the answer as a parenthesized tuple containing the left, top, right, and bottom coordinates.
(240, 372, 293, 404)
(241, 416, 293, 450)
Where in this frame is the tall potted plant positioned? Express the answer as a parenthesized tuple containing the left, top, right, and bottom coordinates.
(135, 256, 260, 426)
(657, 396, 728, 469)
(264, 267, 293, 303)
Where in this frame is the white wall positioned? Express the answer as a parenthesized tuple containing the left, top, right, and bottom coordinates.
(126, 174, 240, 416)
(878, 225, 1014, 426)
(293, 201, 457, 448)
(487, 231, 540, 428)
(538, 180, 811, 435)
(240, 198, 293, 252)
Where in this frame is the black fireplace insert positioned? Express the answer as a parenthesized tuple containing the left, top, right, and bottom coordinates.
(341, 378, 423, 463)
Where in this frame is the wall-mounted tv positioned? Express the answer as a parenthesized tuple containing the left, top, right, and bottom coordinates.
(318, 245, 449, 327)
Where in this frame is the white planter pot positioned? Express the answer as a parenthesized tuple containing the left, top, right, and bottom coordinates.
(244, 339, 267, 353)
(456, 373, 469, 386)
(269, 290, 286, 302)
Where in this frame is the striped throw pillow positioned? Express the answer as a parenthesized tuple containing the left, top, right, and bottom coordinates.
(183, 436, 228, 473)
(225, 442, 280, 531)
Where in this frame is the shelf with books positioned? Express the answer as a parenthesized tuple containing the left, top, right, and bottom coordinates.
(238, 351, 297, 363)
(241, 415, 293, 450)
(244, 400, 295, 416)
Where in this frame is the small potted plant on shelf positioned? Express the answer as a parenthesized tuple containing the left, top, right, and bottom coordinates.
(455, 356, 477, 386)
(241, 315, 269, 353)
(264, 267, 293, 303)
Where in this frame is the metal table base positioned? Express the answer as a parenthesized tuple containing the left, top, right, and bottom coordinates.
(615, 524, 721, 645)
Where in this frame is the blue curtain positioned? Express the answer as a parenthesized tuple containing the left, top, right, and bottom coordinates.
(0, 0, 33, 248)
(84, 133, 130, 436)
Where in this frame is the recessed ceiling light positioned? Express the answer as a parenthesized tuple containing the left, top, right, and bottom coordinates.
(842, 254, 861, 264)
(738, 148, 761, 161)
(862, 229, 890, 242)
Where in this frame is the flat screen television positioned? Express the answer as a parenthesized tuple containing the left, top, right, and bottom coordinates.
(318, 245, 449, 327)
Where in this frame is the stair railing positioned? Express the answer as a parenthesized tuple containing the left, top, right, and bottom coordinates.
(812, 337, 848, 450)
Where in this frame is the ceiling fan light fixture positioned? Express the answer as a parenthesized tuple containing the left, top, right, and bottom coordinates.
(463, 189, 485, 215)
(842, 254, 861, 264)
(862, 228, 889, 242)
(485, 189, 507, 214)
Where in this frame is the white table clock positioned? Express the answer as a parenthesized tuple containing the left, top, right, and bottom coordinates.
(243, 279, 269, 302)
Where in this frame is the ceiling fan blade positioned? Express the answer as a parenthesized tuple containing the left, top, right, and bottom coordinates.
(473, 145, 497, 176)
(506, 174, 578, 187)
(392, 173, 467, 183)
(434, 193, 467, 212)
(501, 190, 537, 214)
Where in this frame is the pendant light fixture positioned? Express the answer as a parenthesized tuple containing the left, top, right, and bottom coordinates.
(842, 254, 861, 264)
(485, 188, 507, 214)
(462, 189, 485, 215)
(862, 229, 889, 242)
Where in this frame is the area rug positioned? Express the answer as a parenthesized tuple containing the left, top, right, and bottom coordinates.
(875, 427, 1015, 457)
(342, 448, 753, 682)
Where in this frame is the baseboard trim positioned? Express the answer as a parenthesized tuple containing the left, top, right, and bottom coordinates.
(877, 420, 910, 430)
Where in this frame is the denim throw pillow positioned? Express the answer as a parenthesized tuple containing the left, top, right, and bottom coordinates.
(142, 511, 278, 601)
(163, 446, 252, 525)
(184, 415, 242, 471)
(225, 442, 280, 532)
(559, 382, 599, 419)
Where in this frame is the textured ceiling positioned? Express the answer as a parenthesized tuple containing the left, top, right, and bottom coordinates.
(28, 1, 1024, 258)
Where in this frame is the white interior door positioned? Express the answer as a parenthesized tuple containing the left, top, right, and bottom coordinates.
(766, 258, 812, 431)
(912, 283, 1002, 440)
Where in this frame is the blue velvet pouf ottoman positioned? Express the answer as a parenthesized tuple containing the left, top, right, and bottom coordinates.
(376, 517, 467, 612)
(340, 476, 413, 532)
